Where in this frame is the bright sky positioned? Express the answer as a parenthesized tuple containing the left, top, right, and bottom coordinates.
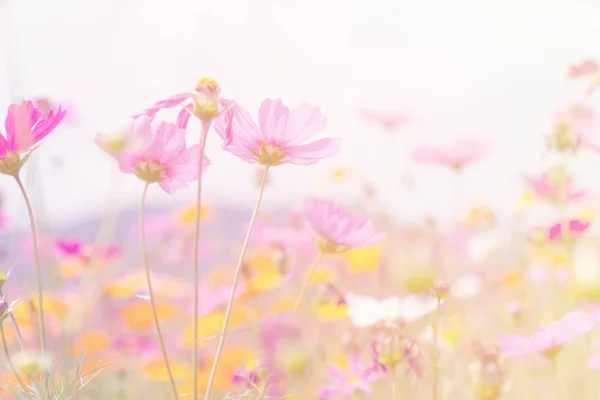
(1, 0, 600, 229)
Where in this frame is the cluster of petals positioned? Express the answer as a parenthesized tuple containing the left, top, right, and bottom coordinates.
(0, 101, 66, 175)
(303, 197, 385, 252)
(213, 98, 341, 166)
(496, 310, 600, 357)
(96, 116, 206, 193)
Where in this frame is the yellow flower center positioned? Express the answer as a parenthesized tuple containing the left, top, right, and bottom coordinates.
(254, 142, 287, 166)
(136, 160, 165, 183)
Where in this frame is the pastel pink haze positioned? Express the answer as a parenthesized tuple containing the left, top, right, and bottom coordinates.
(1, 100, 66, 159)
(570, 60, 599, 78)
(303, 197, 385, 250)
(496, 310, 600, 357)
(97, 116, 208, 193)
(554, 104, 600, 152)
(318, 353, 383, 399)
(525, 173, 587, 203)
(213, 98, 341, 166)
(412, 138, 491, 169)
(360, 108, 410, 130)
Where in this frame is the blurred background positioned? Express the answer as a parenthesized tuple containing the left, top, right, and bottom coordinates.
(1, 0, 600, 229)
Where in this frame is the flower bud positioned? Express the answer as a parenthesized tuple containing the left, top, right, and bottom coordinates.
(191, 77, 221, 122)
(469, 344, 505, 400)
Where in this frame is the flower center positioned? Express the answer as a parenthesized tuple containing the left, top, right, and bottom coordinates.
(0, 151, 24, 177)
(135, 159, 165, 183)
(254, 142, 287, 166)
(191, 77, 221, 122)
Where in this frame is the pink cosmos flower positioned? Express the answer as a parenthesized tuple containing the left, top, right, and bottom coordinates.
(570, 60, 599, 78)
(212, 98, 341, 166)
(97, 116, 207, 193)
(133, 77, 228, 126)
(548, 219, 590, 242)
(412, 138, 491, 169)
(360, 108, 410, 131)
(303, 197, 385, 252)
(496, 310, 599, 357)
(0, 100, 66, 176)
(318, 353, 383, 399)
(525, 173, 587, 203)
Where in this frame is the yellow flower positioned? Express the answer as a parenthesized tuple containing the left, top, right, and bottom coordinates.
(341, 246, 382, 272)
(177, 203, 212, 224)
(518, 190, 537, 209)
(184, 308, 249, 346)
(311, 302, 348, 319)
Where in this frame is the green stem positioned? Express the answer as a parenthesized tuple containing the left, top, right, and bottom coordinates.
(203, 166, 270, 400)
(140, 183, 179, 399)
(14, 175, 45, 352)
(192, 120, 209, 400)
(0, 290, 25, 351)
(0, 323, 33, 400)
(293, 252, 324, 312)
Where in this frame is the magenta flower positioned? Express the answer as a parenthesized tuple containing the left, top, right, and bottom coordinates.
(360, 108, 410, 131)
(212, 98, 341, 166)
(548, 219, 590, 242)
(412, 138, 491, 169)
(570, 60, 599, 78)
(497, 310, 599, 358)
(97, 116, 207, 193)
(318, 353, 383, 399)
(134, 77, 228, 125)
(0, 100, 66, 176)
(525, 173, 587, 203)
(303, 197, 385, 252)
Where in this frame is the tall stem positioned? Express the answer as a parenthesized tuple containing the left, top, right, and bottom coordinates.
(14, 175, 45, 352)
(140, 183, 179, 399)
(293, 252, 324, 312)
(192, 120, 209, 400)
(432, 297, 441, 400)
(1, 324, 33, 400)
(203, 166, 270, 400)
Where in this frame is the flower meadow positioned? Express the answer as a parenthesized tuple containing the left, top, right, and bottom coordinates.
(1, 62, 600, 400)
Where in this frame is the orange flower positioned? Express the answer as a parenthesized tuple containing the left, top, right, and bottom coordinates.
(122, 302, 175, 330)
(74, 332, 110, 354)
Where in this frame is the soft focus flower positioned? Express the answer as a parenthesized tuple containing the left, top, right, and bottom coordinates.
(97, 116, 207, 193)
(586, 340, 600, 369)
(134, 77, 227, 124)
(304, 197, 385, 252)
(570, 60, 599, 78)
(346, 293, 437, 328)
(548, 219, 590, 242)
(412, 138, 491, 169)
(11, 350, 52, 375)
(32, 97, 77, 124)
(525, 172, 586, 204)
(360, 108, 410, 131)
(213, 98, 341, 166)
(469, 343, 506, 400)
(496, 309, 599, 358)
(318, 353, 382, 399)
(252, 222, 317, 254)
(0, 100, 66, 176)
(550, 104, 595, 152)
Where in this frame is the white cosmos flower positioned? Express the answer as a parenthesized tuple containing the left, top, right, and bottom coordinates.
(345, 293, 438, 328)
